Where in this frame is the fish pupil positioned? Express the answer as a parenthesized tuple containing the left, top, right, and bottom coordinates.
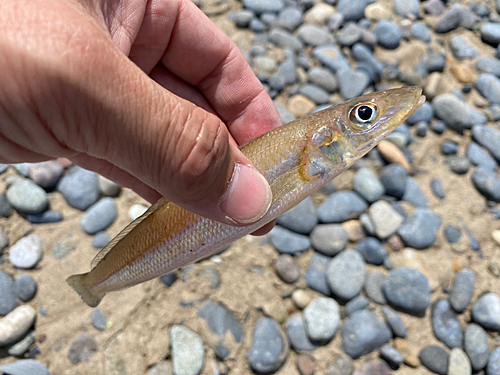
(357, 106, 372, 121)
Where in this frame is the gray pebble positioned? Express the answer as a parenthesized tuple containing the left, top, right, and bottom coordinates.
(337, 0, 367, 21)
(268, 28, 303, 52)
(313, 45, 349, 73)
(0, 231, 8, 255)
(299, 84, 330, 104)
(326, 250, 365, 301)
(57, 166, 101, 211)
(381, 307, 408, 338)
(477, 74, 500, 104)
(402, 177, 428, 207)
(407, 102, 434, 125)
(435, 4, 468, 33)
(380, 345, 404, 369)
(170, 325, 205, 375)
(27, 211, 63, 224)
(450, 268, 476, 313)
(317, 191, 367, 223)
(9, 234, 43, 269)
(215, 342, 230, 361)
(28, 161, 64, 190)
(444, 225, 461, 244)
(341, 310, 392, 358)
(415, 122, 427, 137)
(467, 143, 498, 171)
(80, 197, 117, 235)
(431, 298, 463, 349)
(364, 270, 387, 305)
(448, 348, 472, 375)
(91, 308, 108, 331)
(297, 24, 334, 46)
(304, 297, 340, 342)
(307, 67, 338, 93)
(471, 167, 500, 202)
(276, 7, 302, 31)
(355, 238, 386, 266)
(460, 218, 481, 251)
(286, 313, 317, 352)
(398, 208, 441, 249)
(242, 0, 283, 15)
(477, 57, 500, 77)
(411, 22, 431, 43)
(374, 21, 403, 49)
(277, 197, 317, 235)
(368, 200, 404, 240)
(92, 231, 111, 249)
(198, 300, 244, 343)
(68, 333, 97, 364)
(0, 359, 49, 375)
(473, 125, 500, 162)
(326, 353, 354, 375)
(383, 267, 431, 316)
(98, 176, 121, 197)
(487, 347, 500, 375)
(472, 293, 500, 331)
(431, 120, 446, 134)
(433, 94, 487, 133)
(464, 323, 489, 372)
(310, 224, 348, 256)
(441, 140, 458, 155)
(231, 10, 254, 28)
(249, 317, 288, 374)
(353, 168, 384, 203)
(305, 252, 332, 296)
(482, 23, 500, 46)
(269, 226, 311, 254)
(337, 67, 371, 100)
(202, 267, 220, 290)
(160, 272, 177, 287)
(345, 296, 369, 316)
(450, 35, 478, 59)
(6, 179, 49, 214)
(7, 330, 36, 357)
(13, 274, 37, 302)
(0, 271, 19, 316)
(337, 22, 362, 47)
(447, 156, 470, 175)
(419, 345, 449, 375)
(250, 19, 265, 33)
(274, 254, 300, 284)
(431, 179, 445, 199)
(0, 194, 13, 218)
(394, 0, 419, 17)
(380, 164, 408, 199)
(352, 43, 383, 82)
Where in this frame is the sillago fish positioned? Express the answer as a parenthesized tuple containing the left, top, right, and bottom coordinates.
(68, 86, 425, 307)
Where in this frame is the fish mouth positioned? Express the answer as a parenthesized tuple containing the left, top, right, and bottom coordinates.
(402, 92, 426, 122)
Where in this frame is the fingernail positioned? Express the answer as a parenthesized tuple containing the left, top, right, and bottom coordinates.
(220, 163, 272, 224)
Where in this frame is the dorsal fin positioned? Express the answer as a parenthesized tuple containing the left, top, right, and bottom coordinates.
(90, 197, 171, 270)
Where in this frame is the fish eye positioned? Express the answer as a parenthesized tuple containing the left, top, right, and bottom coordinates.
(349, 103, 378, 129)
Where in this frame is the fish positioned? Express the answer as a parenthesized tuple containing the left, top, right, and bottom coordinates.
(68, 86, 425, 307)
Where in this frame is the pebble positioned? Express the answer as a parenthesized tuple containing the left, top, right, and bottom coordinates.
(52, 234, 76, 260)
(471, 167, 500, 202)
(160, 272, 177, 287)
(419, 345, 449, 375)
(431, 120, 446, 134)
(0, 360, 50, 375)
(307, 67, 338, 93)
(68, 333, 98, 364)
(464, 323, 489, 372)
(337, 23, 363, 47)
(0, 231, 8, 255)
(128, 203, 148, 221)
(431, 179, 445, 200)
(477, 57, 500, 78)
(373, 20, 403, 49)
(0, 194, 13, 218)
(27, 210, 63, 224)
(92, 231, 111, 249)
(471, 293, 500, 331)
(305, 252, 332, 296)
(467, 143, 497, 170)
(249, 317, 288, 373)
(412, 22, 431, 43)
(0, 271, 19, 316)
(337, 68, 371, 100)
(441, 140, 458, 155)
(288, 95, 316, 117)
(57, 166, 101, 211)
(310, 224, 348, 256)
(9, 234, 43, 269)
(381, 307, 407, 338)
(170, 325, 205, 375)
(80, 197, 117, 235)
(13, 274, 37, 302)
(269, 226, 311, 254)
(476, 74, 500, 105)
(380, 345, 404, 369)
(242, 0, 283, 15)
(198, 300, 244, 343)
(481, 23, 500, 46)
(487, 347, 500, 375)
(353, 168, 384, 203)
(303, 297, 340, 342)
(398, 208, 441, 249)
(460, 219, 481, 252)
(297, 24, 334, 46)
(292, 289, 312, 310)
(394, 0, 419, 17)
(326, 353, 354, 375)
(450, 268, 476, 313)
(355, 237, 386, 266)
(312, 45, 349, 73)
(274, 254, 300, 284)
(433, 94, 487, 133)
(203, 267, 221, 289)
(269, 28, 303, 52)
(303, 3, 334, 25)
(341, 310, 392, 358)
(364, 271, 388, 305)
(146, 361, 173, 375)
(345, 296, 369, 316)
(317, 191, 367, 223)
(7, 330, 36, 357)
(0, 305, 36, 346)
(352, 43, 384, 82)
(489, 261, 500, 278)
(286, 313, 317, 352)
(383, 267, 431, 316)
(28, 161, 64, 190)
(337, 0, 368, 22)
(98, 176, 121, 197)
(450, 35, 478, 59)
(446, 156, 470, 175)
(297, 354, 315, 375)
(326, 249, 365, 301)
(473, 125, 500, 162)
(299, 84, 330, 104)
(434, 4, 468, 33)
(6, 179, 49, 214)
(378, 140, 411, 171)
(448, 348, 471, 375)
(431, 298, 463, 349)
(407, 102, 434, 125)
(444, 225, 461, 244)
(380, 164, 407, 199)
(368, 200, 404, 240)
(91, 308, 108, 331)
(250, 18, 265, 33)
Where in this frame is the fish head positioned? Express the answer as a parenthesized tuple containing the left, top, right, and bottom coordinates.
(314, 86, 425, 167)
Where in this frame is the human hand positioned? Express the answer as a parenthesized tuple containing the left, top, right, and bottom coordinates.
(0, 0, 282, 229)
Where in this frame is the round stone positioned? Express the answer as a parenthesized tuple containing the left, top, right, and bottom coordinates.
(303, 297, 340, 342)
(310, 224, 348, 256)
(448, 348, 471, 375)
(286, 313, 317, 352)
(249, 317, 288, 373)
(0, 305, 37, 346)
(326, 250, 365, 301)
(8, 234, 43, 269)
(170, 325, 205, 375)
(450, 268, 476, 313)
(0, 271, 19, 316)
(419, 345, 449, 375)
(364, 271, 387, 305)
(80, 197, 117, 235)
(13, 274, 37, 302)
(431, 299, 463, 349)
(6, 179, 49, 214)
(276, 197, 317, 235)
(380, 164, 407, 199)
(397, 208, 441, 249)
(471, 293, 500, 331)
(353, 168, 385, 203)
(355, 238, 387, 266)
(464, 323, 489, 372)
(381, 307, 408, 338)
(368, 201, 404, 240)
(57, 166, 101, 211)
(274, 254, 300, 284)
(270, 226, 311, 254)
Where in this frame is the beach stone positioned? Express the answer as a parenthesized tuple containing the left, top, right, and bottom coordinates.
(450, 35, 478, 59)
(312, 45, 349, 73)
(341, 310, 392, 358)
(0, 359, 49, 375)
(7, 330, 36, 357)
(250, 18, 265, 33)
(482, 23, 500, 45)
(364, 271, 387, 305)
(317, 191, 367, 223)
(0, 194, 13, 218)
(487, 347, 500, 375)
(297, 24, 334, 46)
(129, 203, 147, 221)
(98, 176, 121, 197)
(307, 67, 338, 93)
(249, 317, 288, 374)
(0, 231, 8, 254)
(368, 201, 404, 240)
(383, 267, 431, 316)
(13, 274, 37, 303)
(242, 0, 283, 14)
(198, 301, 244, 343)
(473, 125, 500, 162)
(91, 308, 108, 331)
(355, 238, 386, 266)
(441, 140, 458, 155)
(448, 348, 471, 375)
(337, 0, 367, 21)
(477, 57, 500, 77)
(380, 164, 407, 199)
(464, 323, 489, 371)
(170, 325, 204, 375)
(412, 22, 431, 43)
(269, 28, 303, 52)
(450, 268, 475, 313)
(435, 4, 467, 33)
(286, 313, 317, 352)
(291, 290, 312, 310)
(419, 346, 449, 375)
(467, 143, 497, 170)
(477, 74, 500, 104)
(57, 166, 101, 210)
(432, 299, 463, 349)
(303, 297, 340, 342)
(231, 10, 253, 28)
(303, 3, 334, 25)
(432, 179, 445, 199)
(28, 160, 64, 190)
(297, 354, 315, 375)
(9, 234, 43, 269)
(431, 121, 446, 134)
(310, 224, 348, 256)
(0, 271, 19, 316)
(337, 68, 371, 100)
(380, 345, 404, 369)
(472, 293, 500, 331)
(352, 43, 383, 80)
(402, 178, 428, 208)
(270, 226, 311, 254)
(6, 179, 48, 214)
(471, 168, 500, 202)
(80, 197, 117, 235)
(353, 168, 384, 203)
(433, 94, 487, 133)
(0, 306, 36, 347)
(337, 22, 363, 47)
(381, 307, 407, 338)
(299, 84, 330, 104)
(274, 254, 300, 284)
(374, 20, 403, 49)
(345, 296, 369, 316)
(305, 252, 331, 296)
(68, 333, 97, 364)
(26, 210, 63, 224)
(160, 272, 177, 287)
(407, 102, 434, 125)
(92, 231, 111, 249)
(326, 353, 354, 375)
(326, 250, 365, 301)
(444, 225, 461, 244)
(394, 0, 419, 17)
(447, 156, 470, 175)
(398, 208, 441, 249)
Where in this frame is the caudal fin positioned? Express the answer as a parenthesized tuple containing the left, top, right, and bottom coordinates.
(67, 274, 104, 307)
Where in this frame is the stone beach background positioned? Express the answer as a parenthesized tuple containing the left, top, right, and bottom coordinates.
(1, 0, 500, 374)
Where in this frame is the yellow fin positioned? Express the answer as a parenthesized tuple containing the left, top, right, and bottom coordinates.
(67, 273, 103, 307)
(90, 197, 171, 270)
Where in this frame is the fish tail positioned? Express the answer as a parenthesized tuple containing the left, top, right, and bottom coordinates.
(67, 273, 103, 307)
